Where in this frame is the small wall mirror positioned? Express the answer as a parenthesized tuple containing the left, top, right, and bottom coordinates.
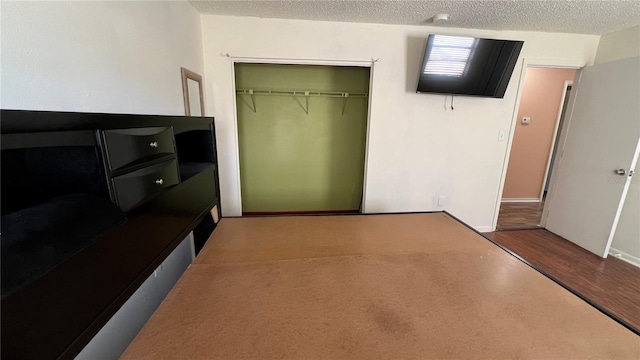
(181, 67, 205, 116)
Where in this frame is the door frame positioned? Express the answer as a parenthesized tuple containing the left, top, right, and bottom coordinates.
(492, 58, 585, 231)
(228, 56, 376, 214)
(538, 80, 573, 202)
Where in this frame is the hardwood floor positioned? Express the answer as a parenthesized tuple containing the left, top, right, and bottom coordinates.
(486, 229, 640, 333)
(496, 201, 544, 230)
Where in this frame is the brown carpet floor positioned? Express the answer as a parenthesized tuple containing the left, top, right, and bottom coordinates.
(122, 213, 639, 359)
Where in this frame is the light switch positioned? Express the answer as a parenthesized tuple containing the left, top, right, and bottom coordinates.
(521, 117, 531, 124)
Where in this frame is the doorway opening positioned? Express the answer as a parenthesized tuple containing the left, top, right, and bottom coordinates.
(234, 63, 371, 216)
(496, 67, 576, 230)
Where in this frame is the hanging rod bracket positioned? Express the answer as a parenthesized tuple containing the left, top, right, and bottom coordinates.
(341, 93, 349, 115)
(304, 91, 309, 114)
(249, 89, 256, 113)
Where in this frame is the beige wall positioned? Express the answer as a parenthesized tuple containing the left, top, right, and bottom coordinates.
(201, 14, 600, 230)
(594, 25, 640, 65)
(1, 1, 204, 115)
(502, 68, 576, 200)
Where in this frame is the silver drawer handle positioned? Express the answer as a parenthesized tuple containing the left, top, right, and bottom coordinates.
(155, 178, 164, 185)
(149, 141, 158, 148)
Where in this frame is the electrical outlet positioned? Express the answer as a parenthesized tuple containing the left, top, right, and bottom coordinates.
(437, 196, 446, 207)
(498, 130, 506, 141)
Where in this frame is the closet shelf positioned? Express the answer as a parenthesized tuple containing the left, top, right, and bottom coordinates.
(236, 89, 368, 115)
(236, 89, 368, 98)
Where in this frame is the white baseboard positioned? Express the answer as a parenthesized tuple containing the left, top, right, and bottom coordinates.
(609, 247, 640, 268)
(474, 226, 494, 233)
(501, 198, 540, 203)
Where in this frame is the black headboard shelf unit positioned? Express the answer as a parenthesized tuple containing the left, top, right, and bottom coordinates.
(0, 110, 222, 359)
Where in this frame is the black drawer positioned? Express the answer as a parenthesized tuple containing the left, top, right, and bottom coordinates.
(111, 159, 179, 212)
(103, 127, 175, 171)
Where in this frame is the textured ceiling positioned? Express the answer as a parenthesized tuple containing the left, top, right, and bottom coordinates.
(190, 0, 640, 35)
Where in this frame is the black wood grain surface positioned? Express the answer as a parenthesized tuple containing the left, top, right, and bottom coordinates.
(1, 110, 219, 359)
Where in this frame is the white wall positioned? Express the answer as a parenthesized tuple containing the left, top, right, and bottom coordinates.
(201, 15, 599, 230)
(1, 0, 204, 115)
(595, 26, 640, 266)
(1, 1, 205, 356)
(594, 25, 640, 64)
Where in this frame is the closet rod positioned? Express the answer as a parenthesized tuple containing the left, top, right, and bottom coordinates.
(236, 89, 368, 98)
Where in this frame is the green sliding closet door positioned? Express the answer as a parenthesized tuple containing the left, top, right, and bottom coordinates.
(235, 64, 370, 213)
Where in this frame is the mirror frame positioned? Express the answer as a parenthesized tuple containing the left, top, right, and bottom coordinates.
(181, 67, 205, 116)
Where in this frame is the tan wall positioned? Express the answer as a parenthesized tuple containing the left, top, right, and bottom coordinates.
(503, 67, 576, 200)
(594, 25, 640, 65)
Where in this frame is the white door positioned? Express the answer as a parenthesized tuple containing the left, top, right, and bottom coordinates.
(544, 56, 640, 257)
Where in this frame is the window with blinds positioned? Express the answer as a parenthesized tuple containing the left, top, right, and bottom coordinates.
(423, 35, 477, 77)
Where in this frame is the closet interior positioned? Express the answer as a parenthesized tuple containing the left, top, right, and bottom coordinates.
(235, 63, 370, 215)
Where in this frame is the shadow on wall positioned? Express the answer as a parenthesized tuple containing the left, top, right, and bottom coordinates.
(406, 36, 428, 93)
